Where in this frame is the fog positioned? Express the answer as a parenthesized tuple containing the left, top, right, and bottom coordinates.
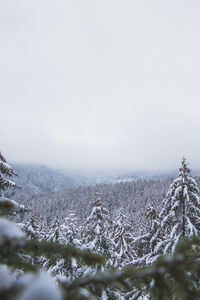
(1, 1, 200, 171)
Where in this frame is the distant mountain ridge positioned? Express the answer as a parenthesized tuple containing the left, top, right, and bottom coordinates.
(9, 163, 179, 196)
(8, 162, 198, 197)
(10, 163, 77, 194)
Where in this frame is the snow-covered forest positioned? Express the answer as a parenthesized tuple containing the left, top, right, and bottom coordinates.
(2, 0, 200, 298)
(12, 176, 172, 228)
(1, 151, 200, 299)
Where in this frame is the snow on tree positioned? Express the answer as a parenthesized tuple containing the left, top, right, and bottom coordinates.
(163, 158, 200, 236)
(133, 201, 161, 265)
(0, 215, 105, 300)
(143, 157, 200, 264)
(0, 152, 18, 195)
(38, 216, 48, 241)
(56, 211, 82, 281)
(0, 151, 24, 215)
(47, 216, 61, 243)
(108, 207, 136, 269)
(60, 210, 80, 246)
(81, 192, 112, 258)
(23, 211, 41, 240)
(0, 217, 25, 246)
(18, 272, 63, 300)
(146, 201, 157, 229)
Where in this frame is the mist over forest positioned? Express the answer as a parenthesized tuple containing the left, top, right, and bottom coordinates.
(1, 0, 200, 298)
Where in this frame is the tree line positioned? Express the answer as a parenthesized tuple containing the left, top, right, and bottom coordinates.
(1, 152, 200, 299)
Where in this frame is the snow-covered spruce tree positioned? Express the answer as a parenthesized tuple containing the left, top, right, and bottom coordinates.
(79, 193, 113, 297)
(23, 211, 41, 240)
(51, 211, 82, 281)
(44, 217, 63, 276)
(0, 152, 18, 196)
(81, 192, 112, 258)
(108, 207, 136, 269)
(38, 215, 48, 241)
(133, 201, 160, 265)
(47, 216, 61, 243)
(0, 151, 24, 215)
(60, 210, 79, 246)
(22, 212, 45, 266)
(79, 194, 115, 299)
(145, 157, 200, 264)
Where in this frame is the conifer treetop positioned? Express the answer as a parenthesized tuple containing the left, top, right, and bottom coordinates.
(0, 151, 22, 213)
(179, 156, 190, 178)
(81, 192, 112, 256)
(151, 158, 200, 262)
(0, 152, 17, 177)
(0, 151, 19, 196)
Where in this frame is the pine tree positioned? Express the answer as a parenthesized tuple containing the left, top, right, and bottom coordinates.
(23, 211, 41, 240)
(47, 216, 61, 243)
(58, 211, 81, 281)
(109, 207, 135, 269)
(60, 210, 79, 246)
(133, 201, 161, 265)
(163, 157, 200, 237)
(144, 157, 200, 264)
(0, 152, 18, 195)
(0, 151, 23, 215)
(38, 215, 48, 241)
(79, 194, 114, 299)
(81, 192, 112, 258)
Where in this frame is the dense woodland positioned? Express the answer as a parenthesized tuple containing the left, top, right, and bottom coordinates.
(1, 152, 200, 299)
(12, 177, 172, 229)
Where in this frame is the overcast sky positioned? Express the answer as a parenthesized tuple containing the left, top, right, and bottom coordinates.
(1, 0, 200, 171)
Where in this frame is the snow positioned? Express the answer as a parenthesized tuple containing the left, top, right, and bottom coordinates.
(87, 238, 98, 251)
(101, 290, 108, 300)
(186, 216, 198, 236)
(183, 185, 188, 197)
(174, 186, 182, 198)
(161, 211, 175, 228)
(0, 265, 16, 292)
(0, 161, 16, 177)
(0, 196, 25, 212)
(164, 240, 172, 254)
(18, 272, 63, 300)
(171, 232, 182, 253)
(154, 241, 164, 253)
(170, 223, 179, 239)
(95, 224, 101, 235)
(171, 200, 179, 211)
(150, 279, 155, 288)
(190, 192, 200, 204)
(48, 259, 64, 276)
(71, 258, 77, 269)
(188, 176, 199, 186)
(0, 218, 25, 246)
(133, 233, 150, 243)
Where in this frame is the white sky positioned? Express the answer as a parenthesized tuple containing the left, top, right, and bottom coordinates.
(1, 0, 200, 171)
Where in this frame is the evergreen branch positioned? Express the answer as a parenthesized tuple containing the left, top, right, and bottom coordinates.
(60, 238, 200, 299)
(20, 239, 106, 267)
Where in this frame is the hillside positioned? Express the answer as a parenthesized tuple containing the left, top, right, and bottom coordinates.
(9, 163, 77, 195)
(13, 177, 173, 234)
